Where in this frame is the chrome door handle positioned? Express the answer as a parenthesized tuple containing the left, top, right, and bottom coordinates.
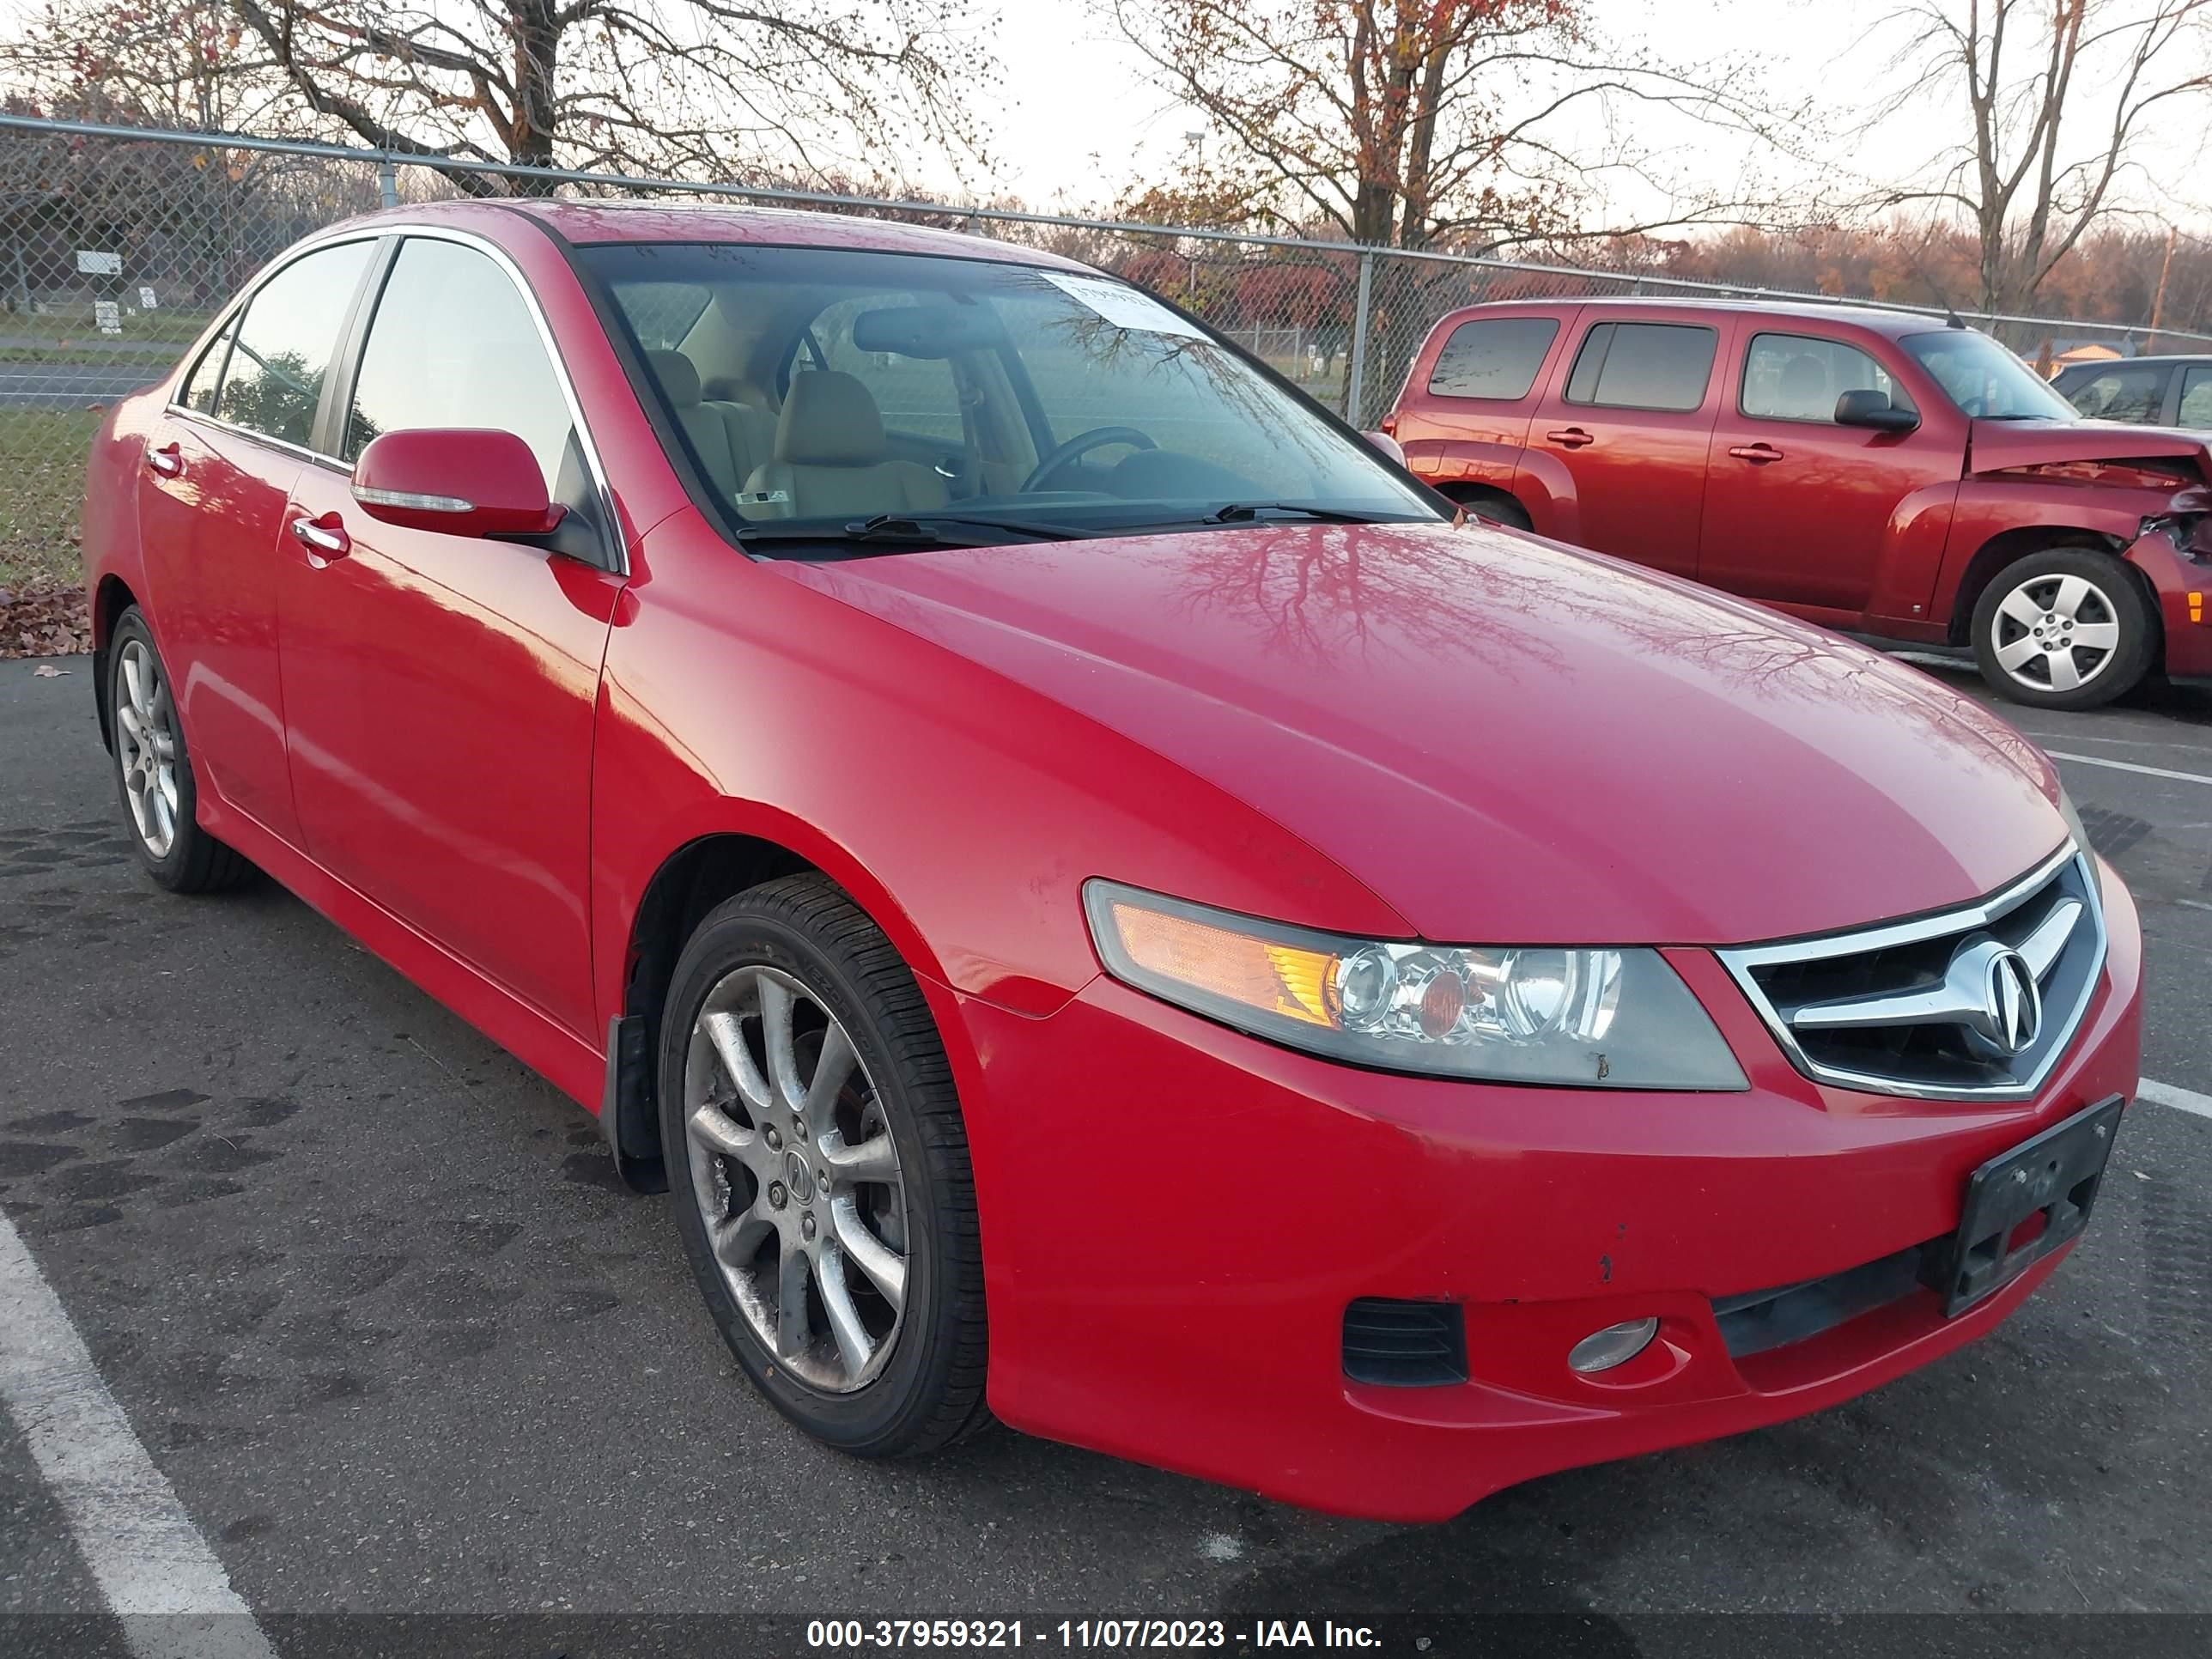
(145, 442, 184, 478)
(291, 516, 351, 559)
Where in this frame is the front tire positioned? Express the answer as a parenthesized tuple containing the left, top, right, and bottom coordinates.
(106, 607, 253, 892)
(659, 874, 989, 1456)
(1970, 550, 2155, 711)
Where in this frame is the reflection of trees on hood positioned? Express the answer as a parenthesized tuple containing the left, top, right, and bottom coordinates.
(1161, 521, 2053, 775)
(1162, 523, 1571, 683)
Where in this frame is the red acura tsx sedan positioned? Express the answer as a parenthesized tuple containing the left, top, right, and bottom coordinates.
(82, 201, 2142, 1522)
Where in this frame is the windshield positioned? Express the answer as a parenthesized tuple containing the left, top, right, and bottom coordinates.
(579, 241, 1438, 548)
(1900, 330, 2077, 421)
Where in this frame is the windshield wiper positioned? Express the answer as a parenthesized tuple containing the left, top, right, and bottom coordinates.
(735, 512, 1089, 550)
(1199, 501, 1395, 526)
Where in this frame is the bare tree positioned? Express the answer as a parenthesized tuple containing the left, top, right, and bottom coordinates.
(1869, 0, 2212, 312)
(1101, 0, 1814, 253)
(219, 0, 997, 189)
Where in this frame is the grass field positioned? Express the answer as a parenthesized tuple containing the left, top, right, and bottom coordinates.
(0, 409, 97, 588)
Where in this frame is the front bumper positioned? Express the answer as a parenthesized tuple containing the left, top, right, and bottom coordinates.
(957, 872, 2143, 1522)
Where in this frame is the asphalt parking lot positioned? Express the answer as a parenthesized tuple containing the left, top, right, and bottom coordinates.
(2, 649, 2209, 1656)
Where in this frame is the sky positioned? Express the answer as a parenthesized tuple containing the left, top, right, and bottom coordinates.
(2, 0, 2203, 234)
(980, 0, 2211, 232)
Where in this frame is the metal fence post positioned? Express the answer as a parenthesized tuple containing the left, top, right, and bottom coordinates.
(378, 158, 398, 210)
(1346, 249, 1375, 422)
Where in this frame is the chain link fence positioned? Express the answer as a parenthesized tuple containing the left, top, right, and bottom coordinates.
(3, 111, 2206, 590)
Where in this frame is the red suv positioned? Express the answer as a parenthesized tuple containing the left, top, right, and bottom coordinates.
(1386, 298, 2212, 708)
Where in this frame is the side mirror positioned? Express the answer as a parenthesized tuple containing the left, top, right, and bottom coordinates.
(1834, 389, 1920, 434)
(350, 428, 562, 538)
(1364, 430, 1407, 465)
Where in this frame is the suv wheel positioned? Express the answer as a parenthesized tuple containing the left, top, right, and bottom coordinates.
(1970, 549, 2154, 711)
(659, 874, 990, 1456)
(107, 607, 254, 892)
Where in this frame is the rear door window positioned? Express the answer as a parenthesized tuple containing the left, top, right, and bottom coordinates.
(1426, 316, 1559, 400)
(178, 316, 238, 415)
(215, 240, 377, 450)
(2179, 367, 2212, 428)
(2063, 364, 2166, 424)
(1564, 322, 1717, 411)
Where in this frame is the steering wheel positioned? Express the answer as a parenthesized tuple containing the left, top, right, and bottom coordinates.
(1020, 425, 1157, 493)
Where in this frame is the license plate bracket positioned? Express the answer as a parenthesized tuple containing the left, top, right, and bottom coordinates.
(1923, 1095, 2124, 1318)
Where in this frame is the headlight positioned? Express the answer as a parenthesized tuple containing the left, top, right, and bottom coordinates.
(1083, 881, 1747, 1090)
(2056, 787, 2104, 897)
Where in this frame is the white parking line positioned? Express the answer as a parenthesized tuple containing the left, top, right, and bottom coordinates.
(2142, 1078, 2212, 1121)
(0, 1211, 276, 1659)
(2046, 750, 2212, 787)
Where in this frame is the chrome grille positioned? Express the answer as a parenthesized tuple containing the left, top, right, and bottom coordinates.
(1717, 845, 2105, 1100)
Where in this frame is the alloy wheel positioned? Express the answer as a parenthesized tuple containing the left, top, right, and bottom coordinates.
(682, 964, 909, 1393)
(114, 637, 181, 858)
(1987, 572, 2123, 696)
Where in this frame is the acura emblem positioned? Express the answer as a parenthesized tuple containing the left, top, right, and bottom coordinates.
(1979, 947, 2041, 1056)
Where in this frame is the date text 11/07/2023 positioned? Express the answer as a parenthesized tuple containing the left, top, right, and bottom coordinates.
(806, 1620, 1386, 1649)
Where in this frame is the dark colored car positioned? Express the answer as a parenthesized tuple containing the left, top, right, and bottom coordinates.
(1384, 298, 2212, 709)
(2053, 354, 2212, 430)
(82, 204, 2142, 1521)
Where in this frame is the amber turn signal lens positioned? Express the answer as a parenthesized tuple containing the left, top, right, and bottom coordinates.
(1104, 899, 1337, 1028)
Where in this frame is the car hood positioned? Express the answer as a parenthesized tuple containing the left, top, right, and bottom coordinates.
(775, 522, 2065, 946)
(1970, 416, 2212, 477)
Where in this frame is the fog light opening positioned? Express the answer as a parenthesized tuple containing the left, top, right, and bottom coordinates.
(1567, 1316, 1660, 1375)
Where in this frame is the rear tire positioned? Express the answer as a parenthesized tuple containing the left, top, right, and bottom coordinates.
(659, 873, 990, 1456)
(106, 607, 254, 893)
(1970, 549, 2155, 711)
(1455, 491, 1531, 532)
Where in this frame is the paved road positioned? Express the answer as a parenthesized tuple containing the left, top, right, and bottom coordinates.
(0, 364, 168, 408)
(1, 651, 2209, 1656)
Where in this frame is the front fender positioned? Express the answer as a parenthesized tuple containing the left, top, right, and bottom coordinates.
(1928, 481, 2174, 626)
(587, 508, 1411, 1041)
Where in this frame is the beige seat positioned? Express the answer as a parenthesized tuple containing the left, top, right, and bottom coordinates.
(740, 371, 951, 520)
(648, 349, 775, 498)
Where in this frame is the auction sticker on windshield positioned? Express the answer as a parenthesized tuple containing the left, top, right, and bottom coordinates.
(1043, 271, 1211, 339)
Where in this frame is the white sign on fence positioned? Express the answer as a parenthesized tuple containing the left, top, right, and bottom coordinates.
(76, 250, 122, 276)
(138, 286, 158, 310)
(94, 300, 122, 335)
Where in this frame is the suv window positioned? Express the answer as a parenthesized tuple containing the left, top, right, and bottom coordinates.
(2180, 366, 2212, 428)
(214, 240, 376, 449)
(178, 315, 238, 415)
(1741, 332, 1909, 422)
(799, 293, 963, 445)
(344, 237, 575, 492)
(2063, 363, 2165, 424)
(1564, 322, 1717, 411)
(1426, 316, 1559, 400)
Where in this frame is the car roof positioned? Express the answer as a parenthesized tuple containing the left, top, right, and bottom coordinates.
(337, 197, 1099, 274)
(1449, 293, 1969, 340)
(2053, 354, 2212, 369)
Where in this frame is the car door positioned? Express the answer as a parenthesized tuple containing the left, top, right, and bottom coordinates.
(1698, 329, 1962, 615)
(276, 233, 623, 1039)
(134, 238, 380, 846)
(1518, 315, 1733, 577)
